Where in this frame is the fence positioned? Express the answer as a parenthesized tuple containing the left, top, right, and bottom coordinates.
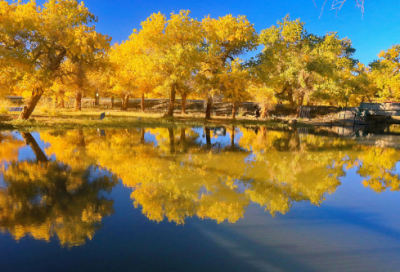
(5, 96, 326, 117)
(299, 106, 341, 119)
(62, 98, 260, 115)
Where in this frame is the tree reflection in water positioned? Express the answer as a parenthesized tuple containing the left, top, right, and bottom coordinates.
(0, 132, 118, 247)
(1, 126, 400, 246)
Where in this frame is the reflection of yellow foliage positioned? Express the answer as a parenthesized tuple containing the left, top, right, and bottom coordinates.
(356, 147, 400, 193)
(78, 128, 358, 221)
(8, 127, 400, 232)
(41, 130, 94, 169)
(238, 128, 348, 216)
(0, 160, 117, 248)
(197, 190, 249, 224)
(0, 132, 24, 165)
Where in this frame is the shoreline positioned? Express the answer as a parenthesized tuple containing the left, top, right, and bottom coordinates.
(0, 111, 310, 131)
(3, 110, 386, 132)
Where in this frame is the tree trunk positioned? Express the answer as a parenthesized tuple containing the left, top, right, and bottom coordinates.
(21, 132, 48, 162)
(77, 129, 86, 149)
(296, 94, 305, 117)
(168, 128, 175, 154)
(18, 87, 44, 120)
(289, 130, 301, 151)
(205, 96, 212, 119)
(205, 127, 211, 149)
(77, 129, 88, 157)
(75, 64, 84, 112)
(180, 128, 186, 142)
(140, 128, 145, 144)
(95, 91, 99, 106)
(180, 128, 187, 153)
(232, 102, 236, 119)
(124, 94, 130, 110)
(288, 89, 295, 108)
(141, 93, 145, 112)
(58, 90, 65, 108)
(260, 126, 267, 136)
(181, 93, 187, 114)
(165, 84, 176, 117)
(121, 97, 125, 110)
(75, 90, 82, 111)
(261, 104, 268, 118)
(121, 94, 130, 111)
(111, 97, 115, 108)
(231, 126, 235, 148)
(55, 96, 59, 108)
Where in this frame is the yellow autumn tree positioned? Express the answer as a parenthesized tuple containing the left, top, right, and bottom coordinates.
(145, 11, 204, 117)
(370, 45, 400, 101)
(199, 14, 258, 118)
(0, 0, 110, 118)
(254, 16, 358, 112)
(109, 36, 157, 111)
(219, 60, 252, 118)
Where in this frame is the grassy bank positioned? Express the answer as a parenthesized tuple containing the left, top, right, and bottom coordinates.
(0, 109, 304, 131)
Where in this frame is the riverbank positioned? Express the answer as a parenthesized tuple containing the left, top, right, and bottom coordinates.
(0, 110, 304, 131)
(10, 106, 400, 131)
(4, 109, 400, 132)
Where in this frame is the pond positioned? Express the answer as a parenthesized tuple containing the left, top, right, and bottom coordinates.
(1, 125, 400, 272)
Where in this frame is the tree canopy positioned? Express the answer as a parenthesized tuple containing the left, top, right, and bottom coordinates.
(0, 0, 397, 119)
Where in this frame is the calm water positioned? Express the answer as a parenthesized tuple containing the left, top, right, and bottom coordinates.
(1, 126, 400, 272)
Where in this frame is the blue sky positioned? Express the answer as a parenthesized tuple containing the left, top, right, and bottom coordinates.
(38, 0, 400, 65)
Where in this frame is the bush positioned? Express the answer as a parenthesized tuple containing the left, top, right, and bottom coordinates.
(0, 107, 8, 115)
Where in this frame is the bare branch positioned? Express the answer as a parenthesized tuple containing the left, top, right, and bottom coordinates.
(316, 0, 365, 17)
(332, 0, 365, 14)
(319, 0, 329, 18)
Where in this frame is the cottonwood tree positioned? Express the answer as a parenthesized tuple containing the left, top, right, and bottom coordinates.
(370, 45, 400, 101)
(219, 60, 252, 118)
(254, 15, 357, 113)
(199, 14, 258, 119)
(109, 37, 157, 111)
(57, 41, 110, 111)
(247, 84, 277, 118)
(0, 0, 110, 119)
(110, 11, 204, 116)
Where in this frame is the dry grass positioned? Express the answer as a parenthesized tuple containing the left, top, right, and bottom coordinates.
(0, 100, 309, 131)
(0, 108, 299, 131)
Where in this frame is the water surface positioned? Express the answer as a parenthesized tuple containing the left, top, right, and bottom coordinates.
(1, 125, 400, 272)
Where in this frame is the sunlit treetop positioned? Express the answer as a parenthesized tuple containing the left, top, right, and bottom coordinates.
(0, 0, 111, 118)
(370, 45, 400, 100)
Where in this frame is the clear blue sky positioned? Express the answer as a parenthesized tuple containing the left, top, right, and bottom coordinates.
(38, 0, 400, 65)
